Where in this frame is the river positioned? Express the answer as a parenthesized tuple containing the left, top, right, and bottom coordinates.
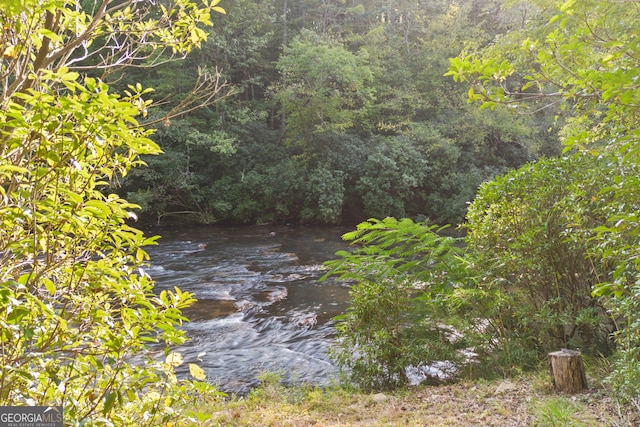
(144, 224, 352, 394)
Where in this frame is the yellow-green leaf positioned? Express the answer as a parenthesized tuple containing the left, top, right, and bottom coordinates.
(189, 363, 206, 380)
(84, 200, 111, 217)
(2, 44, 19, 59)
(166, 352, 183, 367)
(0, 164, 28, 175)
(43, 279, 56, 296)
(38, 28, 63, 43)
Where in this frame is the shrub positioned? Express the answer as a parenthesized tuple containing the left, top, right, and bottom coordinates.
(322, 218, 469, 390)
(462, 153, 616, 370)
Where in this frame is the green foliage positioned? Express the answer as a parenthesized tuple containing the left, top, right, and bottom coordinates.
(446, 0, 640, 160)
(111, 0, 550, 226)
(0, 0, 226, 424)
(355, 137, 429, 220)
(274, 30, 376, 148)
(463, 154, 615, 367)
(322, 218, 468, 391)
(594, 160, 640, 400)
(605, 288, 640, 403)
(232, 158, 306, 224)
(301, 167, 345, 224)
(123, 116, 239, 223)
(448, 0, 640, 402)
(533, 397, 588, 427)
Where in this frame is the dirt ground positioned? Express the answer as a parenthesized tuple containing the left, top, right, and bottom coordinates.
(195, 373, 639, 426)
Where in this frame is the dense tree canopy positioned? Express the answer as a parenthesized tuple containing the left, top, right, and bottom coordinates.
(274, 30, 376, 147)
(119, 0, 558, 226)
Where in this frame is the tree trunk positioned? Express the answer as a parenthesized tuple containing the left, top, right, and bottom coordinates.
(548, 349, 588, 393)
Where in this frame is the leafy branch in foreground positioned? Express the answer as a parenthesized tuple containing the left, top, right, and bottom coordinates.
(0, 0, 227, 424)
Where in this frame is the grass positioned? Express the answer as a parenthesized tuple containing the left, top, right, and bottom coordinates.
(176, 368, 639, 426)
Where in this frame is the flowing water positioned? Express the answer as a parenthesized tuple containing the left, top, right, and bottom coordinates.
(144, 224, 352, 394)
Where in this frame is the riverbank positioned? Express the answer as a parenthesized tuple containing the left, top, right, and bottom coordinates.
(181, 370, 638, 426)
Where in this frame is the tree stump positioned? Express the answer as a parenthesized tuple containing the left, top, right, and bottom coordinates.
(549, 349, 588, 393)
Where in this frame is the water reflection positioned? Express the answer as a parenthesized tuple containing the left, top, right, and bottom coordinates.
(145, 225, 351, 394)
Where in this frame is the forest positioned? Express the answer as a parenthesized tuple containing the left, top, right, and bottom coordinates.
(117, 0, 562, 226)
(1, 0, 640, 424)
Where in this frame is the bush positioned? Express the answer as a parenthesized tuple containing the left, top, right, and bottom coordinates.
(590, 150, 640, 403)
(462, 153, 616, 370)
(322, 218, 469, 390)
(355, 137, 429, 219)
